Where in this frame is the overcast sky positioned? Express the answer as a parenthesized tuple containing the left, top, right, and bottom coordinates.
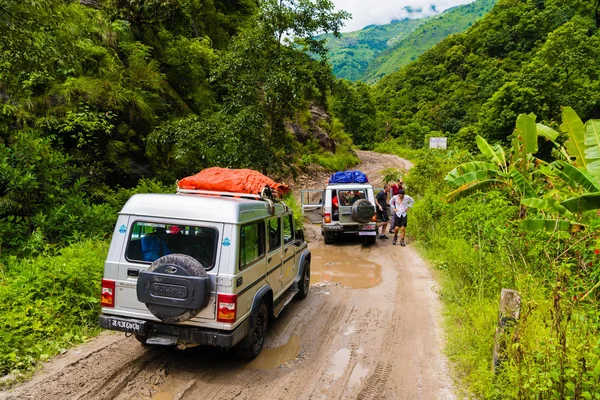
(332, 0, 476, 32)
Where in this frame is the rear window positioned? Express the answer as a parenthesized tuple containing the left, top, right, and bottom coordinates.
(126, 222, 218, 269)
(338, 189, 367, 206)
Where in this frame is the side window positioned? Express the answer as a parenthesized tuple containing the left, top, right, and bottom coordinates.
(267, 217, 282, 252)
(239, 222, 265, 269)
(283, 214, 294, 244)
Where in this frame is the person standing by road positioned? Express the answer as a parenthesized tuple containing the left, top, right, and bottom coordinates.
(388, 179, 404, 233)
(376, 184, 390, 240)
(390, 189, 413, 246)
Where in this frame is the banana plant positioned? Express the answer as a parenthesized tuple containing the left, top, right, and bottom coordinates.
(445, 113, 540, 201)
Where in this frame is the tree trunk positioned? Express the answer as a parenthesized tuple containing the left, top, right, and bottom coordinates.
(492, 288, 521, 373)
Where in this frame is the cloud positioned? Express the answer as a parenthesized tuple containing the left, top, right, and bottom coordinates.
(332, 0, 476, 32)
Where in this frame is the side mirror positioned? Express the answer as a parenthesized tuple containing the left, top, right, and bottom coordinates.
(294, 229, 305, 244)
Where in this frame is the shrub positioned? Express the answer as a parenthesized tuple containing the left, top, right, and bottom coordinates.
(0, 240, 108, 381)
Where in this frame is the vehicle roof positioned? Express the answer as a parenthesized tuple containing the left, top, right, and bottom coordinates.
(119, 193, 288, 224)
(325, 183, 373, 190)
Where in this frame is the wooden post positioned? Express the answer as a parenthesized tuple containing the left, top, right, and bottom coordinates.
(492, 288, 521, 373)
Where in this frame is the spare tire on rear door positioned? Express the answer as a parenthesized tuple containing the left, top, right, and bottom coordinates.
(351, 199, 376, 223)
(137, 254, 211, 323)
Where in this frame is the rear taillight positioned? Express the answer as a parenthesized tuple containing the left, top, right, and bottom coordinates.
(101, 279, 115, 308)
(371, 215, 377, 222)
(323, 212, 331, 223)
(217, 294, 237, 323)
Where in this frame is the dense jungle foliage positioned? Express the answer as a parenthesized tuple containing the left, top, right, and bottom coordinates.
(374, 0, 600, 151)
(0, 0, 355, 256)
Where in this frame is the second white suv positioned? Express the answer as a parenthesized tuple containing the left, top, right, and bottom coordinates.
(301, 183, 377, 245)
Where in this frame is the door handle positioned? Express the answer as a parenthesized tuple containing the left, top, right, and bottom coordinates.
(268, 257, 272, 262)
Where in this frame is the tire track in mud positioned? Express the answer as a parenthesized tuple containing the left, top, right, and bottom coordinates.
(2, 337, 171, 400)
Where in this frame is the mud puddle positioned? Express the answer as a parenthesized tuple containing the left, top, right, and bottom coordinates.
(244, 336, 301, 370)
(310, 246, 381, 289)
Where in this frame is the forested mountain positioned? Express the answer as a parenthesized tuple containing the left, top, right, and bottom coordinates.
(320, 0, 496, 82)
(361, 0, 497, 82)
(0, 0, 350, 253)
(375, 0, 600, 149)
(317, 17, 429, 81)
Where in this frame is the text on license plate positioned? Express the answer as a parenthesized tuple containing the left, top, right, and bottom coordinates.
(110, 319, 144, 333)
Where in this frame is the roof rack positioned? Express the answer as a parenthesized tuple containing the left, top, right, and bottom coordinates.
(177, 188, 263, 200)
(176, 187, 286, 215)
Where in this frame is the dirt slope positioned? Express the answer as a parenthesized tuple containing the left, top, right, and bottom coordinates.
(1, 151, 453, 400)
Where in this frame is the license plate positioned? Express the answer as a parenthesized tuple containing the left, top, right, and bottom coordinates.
(358, 231, 376, 236)
(326, 225, 344, 231)
(108, 317, 146, 334)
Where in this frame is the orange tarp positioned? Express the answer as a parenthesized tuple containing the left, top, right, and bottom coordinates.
(178, 167, 290, 196)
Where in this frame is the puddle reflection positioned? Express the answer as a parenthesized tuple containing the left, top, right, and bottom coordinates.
(244, 336, 301, 370)
(310, 247, 381, 289)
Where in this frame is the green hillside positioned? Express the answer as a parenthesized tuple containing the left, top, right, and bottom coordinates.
(374, 0, 600, 148)
(362, 0, 497, 82)
(319, 18, 429, 81)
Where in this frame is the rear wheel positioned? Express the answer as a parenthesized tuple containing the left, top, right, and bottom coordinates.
(324, 233, 334, 244)
(235, 302, 268, 360)
(296, 262, 310, 300)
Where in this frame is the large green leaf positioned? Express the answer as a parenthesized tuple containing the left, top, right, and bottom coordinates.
(476, 135, 501, 165)
(561, 192, 600, 213)
(447, 169, 500, 187)
(584, 119, 600, 182)
(536, 123, 559, 142)
(561, 106, 587, 168)
(520, 219, 578, 232)
(445, 179, 502, 201)
(515, 113, 538, 154)
(494, 144, 507, 169)
(521, 198, 573, 217)
(550, 161, 600, 192)
(509, 169, 535, 198)
(445, 161, 499, 182)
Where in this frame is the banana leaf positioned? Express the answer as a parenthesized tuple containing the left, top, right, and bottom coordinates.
(521, 198, 573, 217)
(550, 161, 600, 192)
(561, 192, 600, 213)
(445, 161, 498, 182)
(447, 169, 500, 187)
(585, 119, 600, 182)
(476, 135, 501, 165)
(445, 179, 502, 201)
(520, 219, 580, 232)
(494, 144, 507, 170)
(561, 106, 587, 168)
(536, 123, 559, 142)
(515, 113, 538, 155)
(509, 169, 536, 198)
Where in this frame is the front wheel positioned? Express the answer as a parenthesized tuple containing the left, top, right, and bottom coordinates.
(296, 262, 310, 300)
(235, 302, 268, 360)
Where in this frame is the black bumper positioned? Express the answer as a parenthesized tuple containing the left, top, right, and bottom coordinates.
(99, 314, 249, 349)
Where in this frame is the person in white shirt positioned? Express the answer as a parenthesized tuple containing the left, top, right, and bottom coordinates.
(389, 189, 414, 246)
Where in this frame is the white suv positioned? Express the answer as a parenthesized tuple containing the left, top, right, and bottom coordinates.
(99, 189, 310, 359)
(301, 183, 377, 245)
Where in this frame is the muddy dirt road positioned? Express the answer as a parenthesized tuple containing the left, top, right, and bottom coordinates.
(1, 151, 454, 400)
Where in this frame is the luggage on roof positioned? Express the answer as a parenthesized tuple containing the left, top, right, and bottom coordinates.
(328, 170, 369, 184)
(178, 167, 290, 196)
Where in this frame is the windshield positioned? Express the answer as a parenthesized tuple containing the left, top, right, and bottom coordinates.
(126, 221, 218, 269)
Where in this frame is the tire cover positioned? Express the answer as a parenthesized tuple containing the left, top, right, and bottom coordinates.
(351, 199, 375, 223)
(145, 254, 209, 323)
